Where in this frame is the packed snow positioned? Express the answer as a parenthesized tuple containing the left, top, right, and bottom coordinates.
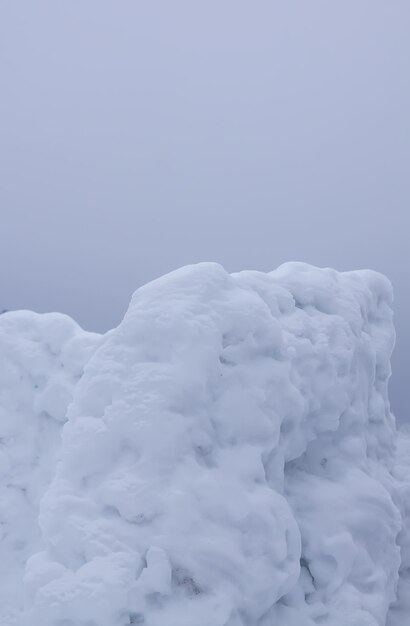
(0, 262, 409, 626)
(0, 312, 101, 625)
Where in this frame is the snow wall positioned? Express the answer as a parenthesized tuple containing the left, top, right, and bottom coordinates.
(1, 262, 409, 626)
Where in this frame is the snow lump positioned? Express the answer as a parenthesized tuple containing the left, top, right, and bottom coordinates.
(0, 262, 409, 626)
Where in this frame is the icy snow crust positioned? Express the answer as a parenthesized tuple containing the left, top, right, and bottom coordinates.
(1, 263, 409, 625)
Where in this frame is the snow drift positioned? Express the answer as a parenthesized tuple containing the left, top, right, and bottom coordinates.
(0, 312, 101, 625)
(0, 262, 409, 626)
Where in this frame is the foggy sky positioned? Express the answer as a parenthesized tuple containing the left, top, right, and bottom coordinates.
(1, 1, 409, 419)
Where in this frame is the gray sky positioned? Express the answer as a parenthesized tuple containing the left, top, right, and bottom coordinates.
(1, 1, 409, 419)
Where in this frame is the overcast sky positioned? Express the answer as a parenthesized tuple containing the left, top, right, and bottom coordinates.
(1, 1, 409, 419)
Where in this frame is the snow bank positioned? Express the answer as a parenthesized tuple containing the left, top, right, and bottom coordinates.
(388, 427, 410, 626)
(0, 312, 101, 625)
(0, 263, 408, 625)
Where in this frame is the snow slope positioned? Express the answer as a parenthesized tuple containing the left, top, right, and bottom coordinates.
(0, 263, 409, 625)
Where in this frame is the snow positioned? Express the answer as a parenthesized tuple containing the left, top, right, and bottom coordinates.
(0, 311, 101, 625)
(0, 262, 409, 625)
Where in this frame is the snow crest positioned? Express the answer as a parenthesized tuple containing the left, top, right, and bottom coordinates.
(0, 263, 408, 625)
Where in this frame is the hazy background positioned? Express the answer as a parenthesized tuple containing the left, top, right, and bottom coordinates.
(1, 1, 409, 419)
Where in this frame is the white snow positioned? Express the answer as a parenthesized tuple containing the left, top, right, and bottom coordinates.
(0, 262, 409, 626)
(0, 311, 101, 625)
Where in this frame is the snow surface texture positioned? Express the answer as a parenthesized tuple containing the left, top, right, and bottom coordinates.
(0, 312, 101, 625)
(1, 263, 409, 626)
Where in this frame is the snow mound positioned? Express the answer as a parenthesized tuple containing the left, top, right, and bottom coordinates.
(0, 263, 408, 626)
(0, 311, 101, 625)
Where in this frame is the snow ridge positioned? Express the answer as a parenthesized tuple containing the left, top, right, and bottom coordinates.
(0, 263, 409, 626)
